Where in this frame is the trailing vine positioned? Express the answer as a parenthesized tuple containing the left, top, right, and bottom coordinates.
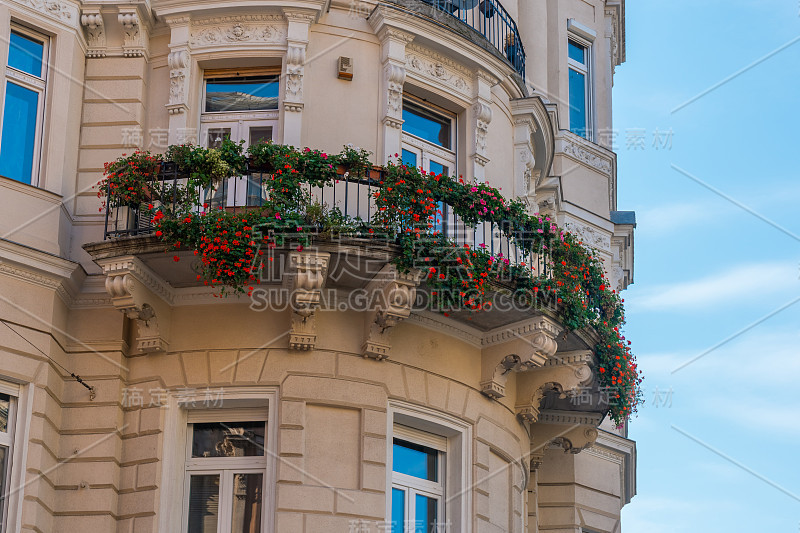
(100, 142, 641, 423)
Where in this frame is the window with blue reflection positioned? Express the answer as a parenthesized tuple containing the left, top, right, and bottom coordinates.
(402, 149, 417, 168)
(9, 31, 44, 78)
(415, 494, 438, 533)
(428, 161, 448, 177)
(0, 82, 39, 183)
(402, 101, 452, 149)
(568, 40, 586, 64)
(393, 440, 438, 481)
(568, 69, 587, 138)
(205, 76, 279, 112)
(391, 488, 405, 533)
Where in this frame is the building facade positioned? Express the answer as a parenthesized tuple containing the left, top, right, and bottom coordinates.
(0, 0, 636, 532)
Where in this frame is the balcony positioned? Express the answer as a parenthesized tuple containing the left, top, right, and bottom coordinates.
(86, 144, 639, 424)
(385, 0, 526, 77)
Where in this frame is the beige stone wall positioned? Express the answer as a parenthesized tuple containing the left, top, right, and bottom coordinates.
(0, 0, 634, 531)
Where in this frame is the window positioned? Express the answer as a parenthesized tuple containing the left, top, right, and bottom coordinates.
(0, 388, 18, 533)
(200, 70, 279, 208)
(0, 26, 48, 185)
(388, 405, 471, 533)
(567, 38, 592, 140)
(391, 427, 445, 533)
(183, 412, 268, 533)
(401, 98, 456, 234)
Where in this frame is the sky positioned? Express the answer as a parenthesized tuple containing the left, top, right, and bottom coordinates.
(613, 1, 800, 531)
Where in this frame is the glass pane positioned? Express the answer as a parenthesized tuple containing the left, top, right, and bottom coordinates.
(231, 473, 263, 533)
(428, 161, 448, 177)
(568, 40, 586, 64)
(205, 77, 279, 112)
(207, 128, 231, 149)
(568, 69, 587, 138)
(415, 494, 438, 533)
(0, 82, 39, 184)
(401, 149, 417, 168)
(391, 487, 405, 533)
(402, 102, 451, 149)
(192, 422, 265, 458)
(9, 31, 44, 77)
(246, 174, 266, 207)
(187, 474, 220, 533)
(393, 440, 437, 481)
(249, 127, 272, 146)
(0, 394, 9, 433)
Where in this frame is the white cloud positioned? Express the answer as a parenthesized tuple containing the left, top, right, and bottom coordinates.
(626, 261, 799, 312)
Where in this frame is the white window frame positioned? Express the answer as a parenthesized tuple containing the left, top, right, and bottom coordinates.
(387, 402, 472, 533)
(158, 387, 278, 533)
(400, 97, 457, 177)
(566, 20, 595, 141)
(0, 380, 32, 533)
(182, 409, 269, 533)
(200, 73, 280, 208)
(392, 426, 446, 533)
(1, 24, 49, 186)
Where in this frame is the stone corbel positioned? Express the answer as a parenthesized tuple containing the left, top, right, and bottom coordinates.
(80, 10, 106, 58)
(167, 49, 190, 115)
(118, 9, 148, 58)
(100, 257, 172, 355)
(533, 410, 602, 454)
(362, 265, 423, 360)
(471, 70, 496, 181)
(479, 316, 562, 399)
(284, 251, 330, 351)
(281, 9, 316, 145)
(514, 350, 594, 423)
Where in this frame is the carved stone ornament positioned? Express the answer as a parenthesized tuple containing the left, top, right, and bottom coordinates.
(118, 11, 145, 57)
(514, 350, 594, 423)
(474, 102, 492, 159)
(101, 258, 171, 355)
(285, 43, 306, 102)
(167, 50, 190, 114)
(384, 63, 406, 129)
(19, 0, 76, 23)
(405, 44, 472, 97)
(80, 12, 105, 57)
(479, 316, 562, 399)
(561, 140, 612, 176)
(284, 251, 330, 351)
(566, 222, 611, 251)
(189, 17, 286, 48)
(363, 265, 423, 360)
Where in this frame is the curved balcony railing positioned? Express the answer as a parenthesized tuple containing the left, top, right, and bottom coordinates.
(103, 163, 549, 276)
(396, 0, 526, 77)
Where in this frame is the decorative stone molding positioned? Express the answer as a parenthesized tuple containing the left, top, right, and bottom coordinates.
(384, 63, 406, 129)
(560, 138, 613, 176)
(474, 102, 492, 161)
(405, 44, 472, 98)
(284, 251, 330, 351)
(189, 15, 286, 48)
(511, 97, 555, 201)
(363, 265, 423, 360)
(118, 10, 147, 58)
(479, 316, 562, 399)
(514, 350, 594, 423)
(167, 49, 190, 115)
(17, 0, 76, 23)
(80, 11, 106, 58)
(565, 221, 611, 252)
(533, 409, 603, 453)
(285, 43, 306, 101)
(100, 257, 172, 355)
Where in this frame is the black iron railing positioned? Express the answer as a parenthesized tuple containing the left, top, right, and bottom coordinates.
(103, 165, 549, 276)
(410, 0, 526, 77)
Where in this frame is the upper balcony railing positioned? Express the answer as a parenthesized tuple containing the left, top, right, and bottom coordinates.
(103, 162, 549, 275)
(393, 0, 526, 77)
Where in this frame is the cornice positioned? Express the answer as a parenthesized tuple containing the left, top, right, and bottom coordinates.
(538, 409, 603, 427)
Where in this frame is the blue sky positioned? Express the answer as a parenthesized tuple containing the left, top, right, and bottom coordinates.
(614, 1, 800, 531)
